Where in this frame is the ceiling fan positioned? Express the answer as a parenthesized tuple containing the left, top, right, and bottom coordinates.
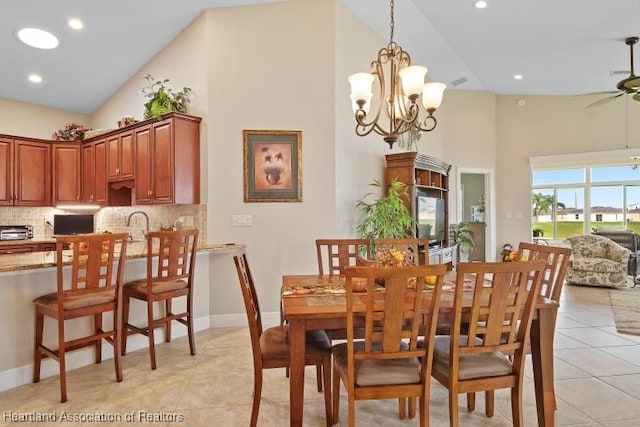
(584, 36, 640, 108)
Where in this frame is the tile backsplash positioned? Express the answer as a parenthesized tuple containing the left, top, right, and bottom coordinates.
(0, 205, 207, 243)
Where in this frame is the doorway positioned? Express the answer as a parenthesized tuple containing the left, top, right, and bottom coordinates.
(457, 168, 495, 261)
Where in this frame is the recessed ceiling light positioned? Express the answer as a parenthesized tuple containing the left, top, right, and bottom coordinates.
(68, 18, 83, 30)
(514, 74, 523, 80)
(28, 74, 42, 84)
(475, 1, 488, 9)
(17, 27, 59, 49)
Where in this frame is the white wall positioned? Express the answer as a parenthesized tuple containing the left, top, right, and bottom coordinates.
(0, 97, 89, 139)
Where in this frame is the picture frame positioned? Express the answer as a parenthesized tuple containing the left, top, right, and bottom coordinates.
(243, 129, 302, 202)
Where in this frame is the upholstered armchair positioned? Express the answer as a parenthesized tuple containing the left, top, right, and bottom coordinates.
(566, 234, 631, 288)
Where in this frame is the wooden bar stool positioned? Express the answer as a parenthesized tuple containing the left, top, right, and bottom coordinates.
(121, 229, 199, 370)
(33, 232, 129, 403)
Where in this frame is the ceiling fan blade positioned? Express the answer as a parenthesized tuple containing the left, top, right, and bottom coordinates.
(633, 92, 640, 102)
(585, 91, 625, 108)
(576, 90, 621, 96)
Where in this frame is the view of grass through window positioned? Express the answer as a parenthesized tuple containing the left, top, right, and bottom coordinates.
(532, 165, 640, 240)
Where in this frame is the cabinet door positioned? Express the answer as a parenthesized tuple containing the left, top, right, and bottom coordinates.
(53, 144, 81, 204)
(106, 131, 134, 180)
(94, 140, 107, 204)
(119, 131, 134, 179)
(81, 143, 95, 202)
(0, 137, 13, 205)
(14, 140, 51, 206)
(134, 126, 153, 204)
(151, 120, 174, 204)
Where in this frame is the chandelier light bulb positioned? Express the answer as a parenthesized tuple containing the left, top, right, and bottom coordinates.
(422, 82, 447, 111)
(348, 73, 374, 106)
(399, 65, 428, 99)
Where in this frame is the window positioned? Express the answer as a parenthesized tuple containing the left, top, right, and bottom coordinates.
(532, 163, 640, 239)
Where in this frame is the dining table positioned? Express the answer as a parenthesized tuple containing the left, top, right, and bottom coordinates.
(281, 272, 559, 427)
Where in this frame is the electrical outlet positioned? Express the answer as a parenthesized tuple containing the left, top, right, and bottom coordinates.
(232, 214, 252, 227)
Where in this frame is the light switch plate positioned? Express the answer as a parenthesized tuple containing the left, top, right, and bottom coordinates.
(232, 214, 252, 227)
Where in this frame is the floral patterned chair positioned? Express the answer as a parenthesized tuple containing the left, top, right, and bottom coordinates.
(566, 234, 631, 288)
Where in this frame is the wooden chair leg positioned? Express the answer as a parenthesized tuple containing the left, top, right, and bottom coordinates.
(121, 293, 130, 355)
(113, 301, 123, 383)
(398, 398, 406, 419)
(467, 392, 475, 411)
(250, 368, 263, 427)
(33, 310, 44, 383)
(165, 298, 172, 343)
(511, 386, 523, 427)
(486, 390, 494, 417)
(187, 296, 196, 356)
(57, 317, 67, 403)
(322, 357, 332, 427)
(147, 300, 157, 370)
(94, 313, 103, 363)
(408, 396, 416, 418)
(332, 361, 340, 425)
(449, 389, 459, 427)
(316, 364, 323, 392)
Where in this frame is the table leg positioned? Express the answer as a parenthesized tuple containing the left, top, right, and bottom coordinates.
(289, 318, 305, 427)
(530, 307, 556, 427)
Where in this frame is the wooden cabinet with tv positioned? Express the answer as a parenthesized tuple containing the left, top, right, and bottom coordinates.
(386, 152, 456, 268)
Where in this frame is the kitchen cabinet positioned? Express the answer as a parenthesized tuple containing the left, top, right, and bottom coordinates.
(134, 114, 201, 204)
(81, 139, 107, 205)
(53, 143, 81, 204)
(14, 139, 51, 206)
(106, 130, 134, 181)
(0, 137, 12, 205)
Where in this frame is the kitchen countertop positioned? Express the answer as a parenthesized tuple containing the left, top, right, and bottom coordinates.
(0, 241, 245, 273)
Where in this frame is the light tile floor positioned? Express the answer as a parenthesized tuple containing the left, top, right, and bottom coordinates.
(2, 284, 640, 426)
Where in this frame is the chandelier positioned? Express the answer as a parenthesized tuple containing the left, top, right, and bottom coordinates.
(349, 0, 446, 149)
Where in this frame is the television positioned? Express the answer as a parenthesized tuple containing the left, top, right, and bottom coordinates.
(53, 214, 94, 235)
(416, 194, 445, 246)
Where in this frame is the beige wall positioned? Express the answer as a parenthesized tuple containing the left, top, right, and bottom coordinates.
(0, 97, 89, 139)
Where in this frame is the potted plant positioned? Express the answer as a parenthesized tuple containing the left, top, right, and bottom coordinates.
(533, 227, 544, 238)
(356, 178, 414, 249)
(449, 222, 475, 260)
(140, 74, 192, 119)
(51, 122, 90, 141)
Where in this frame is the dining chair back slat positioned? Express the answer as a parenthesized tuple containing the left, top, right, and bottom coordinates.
(315, 238, 371, 276)
(518, 242, 571, 302)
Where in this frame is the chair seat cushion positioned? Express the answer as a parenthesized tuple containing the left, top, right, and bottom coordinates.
(571, 258, 627, 273)
(433, 335, 512, 380)
(33, 290, 115, 310)
(124, 278, 188, 294)
(260, 326, 331, 360)
(332, 341, 420, 386)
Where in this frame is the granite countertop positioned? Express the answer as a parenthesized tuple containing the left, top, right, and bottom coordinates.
(0, 242, 245, 273)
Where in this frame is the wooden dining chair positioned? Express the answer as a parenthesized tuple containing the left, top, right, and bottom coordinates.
(315, 238, 371, 275)
(233, 249, 332, 427)
(430, 260, 546, 427)
(332, 264, 447, 427)
(33, 232, 129, 403)
(121, 229, 198, 370)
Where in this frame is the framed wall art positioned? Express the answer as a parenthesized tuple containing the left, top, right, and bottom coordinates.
(243, 129, 302, 202)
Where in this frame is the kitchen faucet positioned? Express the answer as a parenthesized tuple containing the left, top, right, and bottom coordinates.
(125, 211, 150, 240)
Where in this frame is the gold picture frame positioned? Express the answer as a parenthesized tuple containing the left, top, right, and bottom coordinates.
(243, 129, 302, 202)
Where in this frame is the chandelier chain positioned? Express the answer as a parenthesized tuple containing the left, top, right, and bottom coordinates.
(390, 0, 395, 43)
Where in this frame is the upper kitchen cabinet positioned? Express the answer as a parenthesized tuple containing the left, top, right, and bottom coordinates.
(14, 139, 51, 206)
(106, 130, 134, 181)
(134, 113, 201, 204)
(0, 137, 12, 205)
(81, 139, 107, 205)
(52, 143, 82, 205)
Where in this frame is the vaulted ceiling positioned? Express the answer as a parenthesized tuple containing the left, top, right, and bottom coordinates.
(2, 0, 640, 113)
